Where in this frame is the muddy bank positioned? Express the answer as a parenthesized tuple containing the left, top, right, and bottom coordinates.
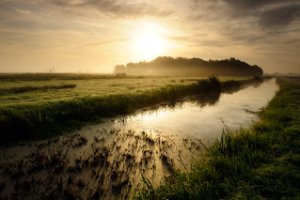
(0, 128, 204, 200)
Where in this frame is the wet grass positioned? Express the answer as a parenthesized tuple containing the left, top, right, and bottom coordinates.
(0, 77, 261, 145)
(136, 76, 300, 200)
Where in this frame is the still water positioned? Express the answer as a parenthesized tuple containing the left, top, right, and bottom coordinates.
(113, 78, 279, 143)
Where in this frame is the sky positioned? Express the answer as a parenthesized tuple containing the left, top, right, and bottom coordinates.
(0, 0, 299, 74)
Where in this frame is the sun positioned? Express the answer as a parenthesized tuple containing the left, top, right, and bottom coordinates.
(131, 23, 169, 60)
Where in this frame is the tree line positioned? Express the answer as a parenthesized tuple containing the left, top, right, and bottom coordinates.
(114, 56, 263, 76)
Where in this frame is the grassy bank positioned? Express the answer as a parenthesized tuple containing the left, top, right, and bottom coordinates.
(0, 77, 261, 145)
(136, 77, 300, 199)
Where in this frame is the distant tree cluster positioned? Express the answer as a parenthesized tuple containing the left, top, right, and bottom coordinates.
(114, 56, 263, 76)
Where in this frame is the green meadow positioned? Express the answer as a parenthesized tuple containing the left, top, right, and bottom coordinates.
(0, 74, 251, 145)
(0, 76, 205, 106)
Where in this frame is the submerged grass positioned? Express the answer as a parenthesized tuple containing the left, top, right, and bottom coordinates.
(136, 76, 300, 200)
(0, 77, 260, 145)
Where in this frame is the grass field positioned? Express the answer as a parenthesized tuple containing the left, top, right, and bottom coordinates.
(136, 76, 300, 199)
(0, 77, 197, 106)
(0, 74, 249, 106)
(0, 74, 255, 145)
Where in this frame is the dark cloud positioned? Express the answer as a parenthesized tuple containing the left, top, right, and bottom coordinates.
(221, 0, 300, 28)
(259, 4, 300, 28)
(284, 38, 300, 45)
(193, 0, 300, 29)
(221, 0, 293, 9)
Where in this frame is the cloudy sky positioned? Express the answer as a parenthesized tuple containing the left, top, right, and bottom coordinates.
(0, 0, 299, 73)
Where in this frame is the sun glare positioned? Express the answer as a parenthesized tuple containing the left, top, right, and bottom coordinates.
(131, 22, 169, 60)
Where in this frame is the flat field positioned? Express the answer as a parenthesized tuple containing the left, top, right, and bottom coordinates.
(0, 74, 247, 106)
(0, 74, 252, 145)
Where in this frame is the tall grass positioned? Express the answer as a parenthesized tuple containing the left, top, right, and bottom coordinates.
(136, 77, 300, 200)
(0, 77, 261, 145)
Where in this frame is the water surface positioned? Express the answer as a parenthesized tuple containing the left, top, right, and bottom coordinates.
(113, 78, 279, 143)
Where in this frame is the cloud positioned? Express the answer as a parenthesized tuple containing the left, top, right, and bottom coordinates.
(221, 0, 300, 28)
(192, 0, 300, 29)
(221, 0, 290, 9)
(0, 0, 174, 33)
(0, 0, 299, 73)
(46, 0, 173, 18)
(259, 4, 300, 28)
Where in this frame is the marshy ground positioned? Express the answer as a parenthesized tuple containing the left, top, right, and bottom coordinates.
(0, 124, 205, 200)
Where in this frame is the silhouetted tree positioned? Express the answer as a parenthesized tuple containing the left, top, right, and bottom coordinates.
(114, 56, 263, 76)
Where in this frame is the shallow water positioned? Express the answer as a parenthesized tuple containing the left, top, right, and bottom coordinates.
(0, 79, 279, 200)
(113, 78, 279, 143)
